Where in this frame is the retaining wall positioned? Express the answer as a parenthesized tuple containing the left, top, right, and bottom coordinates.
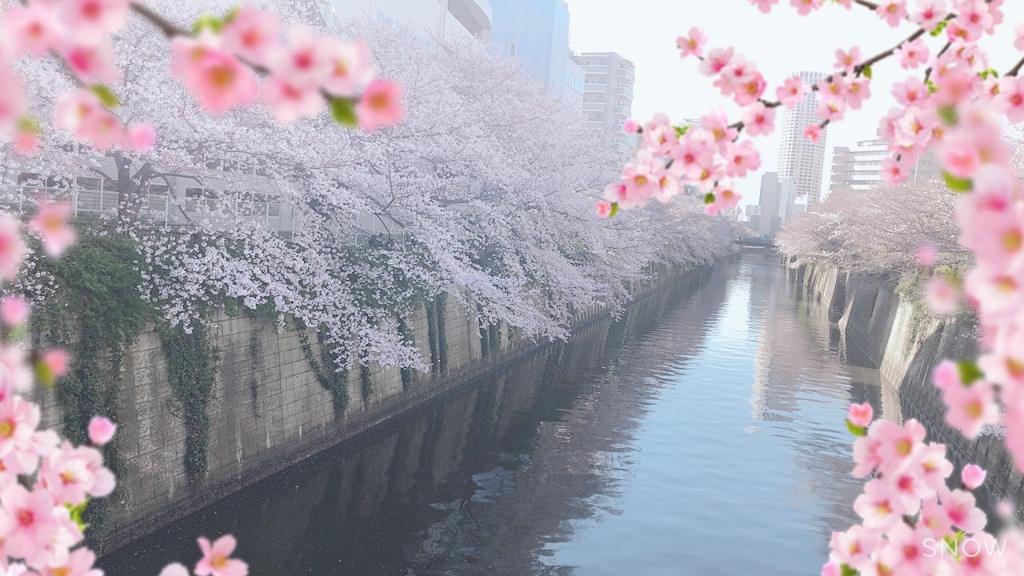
(793, 263, 1024, 521)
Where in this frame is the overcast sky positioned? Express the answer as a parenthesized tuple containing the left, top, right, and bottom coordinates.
(563, 0, 1024, 205)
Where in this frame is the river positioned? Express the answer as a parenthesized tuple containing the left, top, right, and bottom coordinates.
(101, 252, 880, 575)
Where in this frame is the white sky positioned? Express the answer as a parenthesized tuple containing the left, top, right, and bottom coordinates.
(563, 0, 1024, 205)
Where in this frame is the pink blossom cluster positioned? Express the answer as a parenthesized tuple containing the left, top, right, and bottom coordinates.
(825, 403, 1024, 575)
(0, 0, 155, 153)
(0, 203, 248, 574)
(169, 6, 403, 130)
(607, 0, 1024, 573)
(0, 1, 403, 157)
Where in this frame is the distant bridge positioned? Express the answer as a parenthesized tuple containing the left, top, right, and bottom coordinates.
(734, 237, 777, 249)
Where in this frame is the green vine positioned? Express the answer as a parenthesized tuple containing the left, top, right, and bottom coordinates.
(32, 235, 153, 532)
(297, 327, 349, 415)
(435, 294, 448, 373)
(248, 325, 262, 418)
(158, 322, 218, 486)
(396, 314, 414, 391)
(359, 363, 372, 403)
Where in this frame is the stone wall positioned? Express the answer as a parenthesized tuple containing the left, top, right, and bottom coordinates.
(33, 263, 698, 553)
(795, 263, 1024, 522)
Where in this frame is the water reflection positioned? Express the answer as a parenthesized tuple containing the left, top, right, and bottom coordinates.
(102, 254, 876, 576)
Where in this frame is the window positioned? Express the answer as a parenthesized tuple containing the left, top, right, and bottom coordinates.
(509, 40, 517, 57)
(76, 177, 101, 190)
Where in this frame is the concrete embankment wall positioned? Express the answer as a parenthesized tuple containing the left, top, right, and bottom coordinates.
(794, 263, 1024, 521)
(31, 262, 708, 552)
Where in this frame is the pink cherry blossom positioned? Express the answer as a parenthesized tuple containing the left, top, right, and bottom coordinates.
(60, 0, 131, 45)
(596, 201, 613, 218)
(742, 102, 775, 137)
(261, 75, 323, 123)
(723, 141, 760, 178)
(275, 25, 333, 88)
(676, 27, 707, 59)
(848, 403, 873, 427)
(0, 484, 60, 565)
(912, 0, 947, 31)
(941, 377, 999, 439)
(777, 75, 807, 108)
(127, 123, 156, 151)
(323, 39, 373, 97)
(41, 349, 69, 382)
(944, 489, 988, 533)
(916, 243, 937, 267)
(0, 297, 29, 327)
(1017, 22, 1024, 51)
(791, 0, 824, 16)
(894, 38, 929, 69)
(171, 38, 259, 115)
(4, 3, 61, 58)
(357, 79, 403, 132)
(60, 40, 119, 84)
(87, 417, 116, 447)
(698, 48, 733, 77)
(29, 202, 76, 258)
(748, 0, 780, 13)
(221, 6, 280, 67)
(834, 47, 862, 73)
(925, 275, 959, 315)
(804, 124, 822, 142)
(196, 535, 248, 576)
(623, 119, 639, 134)
(962, 464, 986, 490)
(875, 0, 908, 27)
(37, 546, 103, 576)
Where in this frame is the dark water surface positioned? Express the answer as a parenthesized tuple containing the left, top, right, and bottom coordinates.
(102, 253, 878, 575)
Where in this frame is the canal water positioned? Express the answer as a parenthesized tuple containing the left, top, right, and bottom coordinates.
(101, 252, 880, 575)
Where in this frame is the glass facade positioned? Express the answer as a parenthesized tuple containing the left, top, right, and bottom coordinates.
(489, 0, 570, 93)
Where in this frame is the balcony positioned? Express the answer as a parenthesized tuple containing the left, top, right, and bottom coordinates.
(584, 82, 607, 93)
(617, 67, 635, 81)
(447, 0, 492, 38)
(612, 105, 630, 118)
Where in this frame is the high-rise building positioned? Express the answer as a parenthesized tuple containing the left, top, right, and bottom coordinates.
(489, 0, 573, 95)
(320, 0, 492, 39)
(778, 71, 828, 205)
(573, 52, 637, 165)
(756, 172, 799, 237)
(828, 135, 936, 198)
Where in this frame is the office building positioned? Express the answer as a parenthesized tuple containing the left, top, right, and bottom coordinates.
(574, 52, 637, 165)
(777, 71, 828, 205)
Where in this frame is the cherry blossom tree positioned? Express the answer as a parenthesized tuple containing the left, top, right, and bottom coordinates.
(602, 0, 1024, 573)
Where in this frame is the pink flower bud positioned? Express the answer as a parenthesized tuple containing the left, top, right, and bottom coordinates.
(962, 464, 986, 490)
(848, 402, 873, 427)
(88, 416, 116, 445)
(127, 123, 155, 151)
(623, 119, 639, 134)
(596, 201, 613, 218)
(0, 296, 30, 325)
(42, 348, 69, 378)
(916, 243, 937, 267)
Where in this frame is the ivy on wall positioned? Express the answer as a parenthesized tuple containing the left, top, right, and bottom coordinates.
(424, 294, 448, 375)
(32, 235, 153, 530)
(158, 322, 219, 486)
(297, 326, 349, 415)
(359, 363, 372, 403)
(396, 315, 414, 391)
